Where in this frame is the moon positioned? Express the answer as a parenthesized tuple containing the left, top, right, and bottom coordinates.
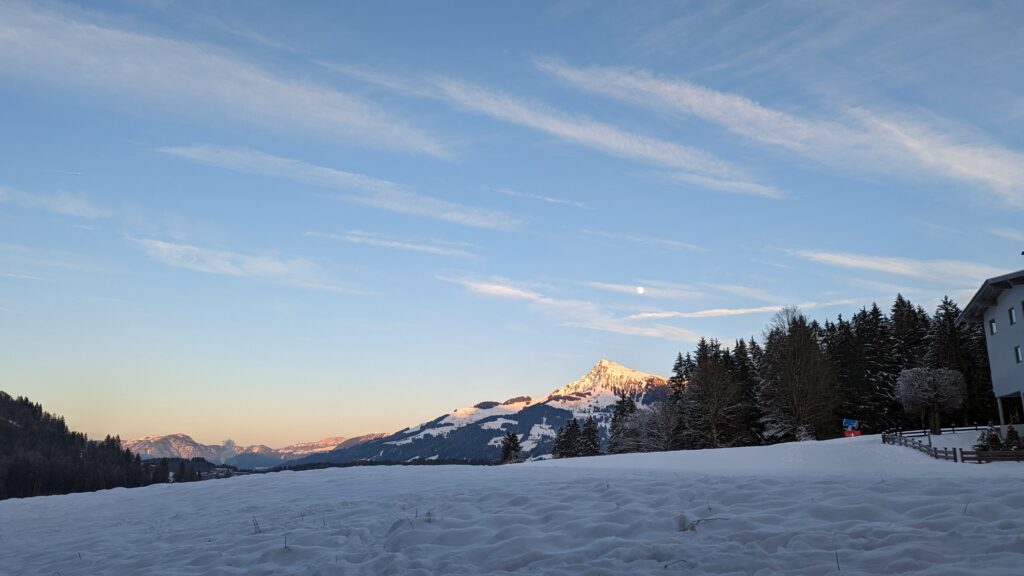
(636, 286, 645, 295)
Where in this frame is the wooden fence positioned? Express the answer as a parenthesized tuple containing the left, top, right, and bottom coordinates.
(881, 426, 1024, 464)
(881, 434, 960, 462)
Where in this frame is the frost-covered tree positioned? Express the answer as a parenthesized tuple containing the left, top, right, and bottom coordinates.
(974, 425, 1003, 451)
(623, 401, 680, 453)
(1004, 425, 1021, 450)
(853, 304, 901, 431)
(499, 430, 522, 464)
(895, 367, 965, 434)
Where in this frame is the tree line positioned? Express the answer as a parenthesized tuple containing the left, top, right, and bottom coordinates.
(548, 293, 994, 458)
(0, 392, 219, 499)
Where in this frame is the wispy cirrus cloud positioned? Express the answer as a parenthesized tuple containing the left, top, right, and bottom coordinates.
(0, 3, 444, 157)
(582, 281, 707, 301)
(305, 230, 476, 258)
(0, 271, 46, 281)
(579, 228, 705, 252)
(712, 284, 785, 303)
(441, 276, 700, 342)
(157, 145, 519, 230)
(538, 58, 1024, 206)
(628, 298, 860, 320)
(431, 79, 783, 199)
(0, 185, 104, 219)
(787, 249, 1003, 286)
(990, 228, 1024, 243)
(133, 238, 355, 293)
(496, 188, 592, 210)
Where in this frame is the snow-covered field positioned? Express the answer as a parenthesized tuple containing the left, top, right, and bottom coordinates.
(3, 435, 1023, 575)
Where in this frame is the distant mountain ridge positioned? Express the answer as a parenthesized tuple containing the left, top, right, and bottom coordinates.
(124, 432, 387, 469)
(291, 359, 669, 466)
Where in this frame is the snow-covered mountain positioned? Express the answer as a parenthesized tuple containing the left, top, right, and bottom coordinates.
(124, 433, 386, 469)
(292, 359, 669, 466)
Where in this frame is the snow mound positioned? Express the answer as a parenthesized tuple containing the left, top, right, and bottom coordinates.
(4, 434, 1023, 575)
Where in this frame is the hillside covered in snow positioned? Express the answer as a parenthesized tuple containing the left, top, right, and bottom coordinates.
(125, 433, 387, 469)
(4, 434, 1022, 575)
(292, 359, 669, 465)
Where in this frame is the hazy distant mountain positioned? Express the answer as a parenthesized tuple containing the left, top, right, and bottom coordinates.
(124, 432, 387, 469)
(291, 359, 669, 466)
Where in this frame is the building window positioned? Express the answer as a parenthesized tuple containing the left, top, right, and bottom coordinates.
(991, 319, 998, 335)
(1016, 346, 1022, 364)
(1011, 307, 1018, 325)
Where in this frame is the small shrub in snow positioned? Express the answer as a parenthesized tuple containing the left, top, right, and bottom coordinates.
(1004, 425, 1021, 450)
(974, 426, 1004, 451)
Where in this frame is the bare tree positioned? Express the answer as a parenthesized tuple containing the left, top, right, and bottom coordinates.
(621, 401, 679, 453)
(896, 367, 965, 434)
(759, 308, 837, 441)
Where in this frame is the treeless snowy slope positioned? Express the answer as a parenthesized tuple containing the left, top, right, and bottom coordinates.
(2, 436, 1022, 575)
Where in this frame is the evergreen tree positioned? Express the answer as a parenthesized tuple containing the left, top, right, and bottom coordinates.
(927, 296, 996, 425)
(1005, 425, 1021, 450)
(608, 394, 638, 454)
(851, 303, 901, 431)
(669, 352, 685, 387)
(823, 316, 859, 426)
(551, 425, 566, 459)
(580, 416, 601, 456)
(154, 458, 170, 484)
(680, 339, 742, 448)
(562, 418, 582, 458)
(499, 430, 522, 463)
(730, 338, 762, 445)
(0, 392, 158, 500)
(974, 425, 1003, 451)
(891, 294, 931, 369)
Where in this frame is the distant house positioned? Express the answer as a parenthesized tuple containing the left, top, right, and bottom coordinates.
(960, 269, 1024, 433)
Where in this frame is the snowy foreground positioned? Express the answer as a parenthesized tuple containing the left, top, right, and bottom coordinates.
(4, 435, 1023, 575)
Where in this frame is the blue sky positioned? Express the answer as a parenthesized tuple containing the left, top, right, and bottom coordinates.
(2, 0, 1023, 446)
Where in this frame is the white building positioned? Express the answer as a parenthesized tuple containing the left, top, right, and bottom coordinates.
(960, 270, 1024, 432)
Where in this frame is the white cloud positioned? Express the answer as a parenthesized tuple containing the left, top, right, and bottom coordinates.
(712, 284, 785, 303)
(158, 145, 519, 230)
(582, 281, 707, 301)
(440, 276, 700, 342)
(496, 188, 592, 210)
(0, 3, 444, 156)
(539, 59, 1024, 206)
(305, 230, 475, 258)
(579, 228, 705, 252)
(667, 173, 787, 199)
(0, 272, 46, 281)
(628, 298, 860, 320)
(0, 185, 104, 219)
(133, 238, 354, 293)
(787, 249, 1003, 286)
(990, 228, 1024, 243)
(432, 79, 782, 198)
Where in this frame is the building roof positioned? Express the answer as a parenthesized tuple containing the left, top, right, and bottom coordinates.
(958, 269, 1024, 324)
